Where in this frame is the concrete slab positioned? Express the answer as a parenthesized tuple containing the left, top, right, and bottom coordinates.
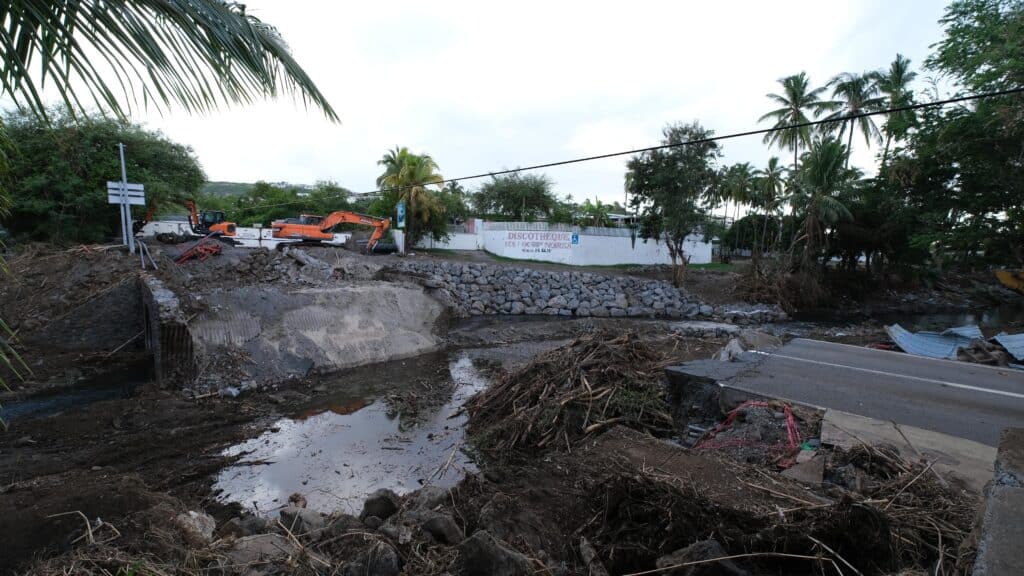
(821, 409, 996, 494)
(725, 338, 1024, 446)
(781, 454, 825, 485)
(973, 485, 1024, 576)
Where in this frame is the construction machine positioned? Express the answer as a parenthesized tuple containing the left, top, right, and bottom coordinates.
(132, 199, 237, 238)
(272, 210, 391, 252)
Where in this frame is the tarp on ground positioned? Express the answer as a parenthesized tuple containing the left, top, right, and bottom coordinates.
(994, 332, 1024, 362)
(885, 324, 984, 360)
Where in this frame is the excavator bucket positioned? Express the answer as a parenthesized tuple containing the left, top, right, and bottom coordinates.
(995, 269, 1024, 295)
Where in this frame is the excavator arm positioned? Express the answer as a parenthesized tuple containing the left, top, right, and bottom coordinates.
(272, 210, 391, 252)
(318, 211, 391, 252)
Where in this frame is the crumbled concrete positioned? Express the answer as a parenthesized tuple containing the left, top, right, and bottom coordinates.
(670, 321, 741, 338)
(781, 454, 825, 485)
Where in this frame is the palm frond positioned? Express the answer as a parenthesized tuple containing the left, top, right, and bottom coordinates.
(0, 0, 338, 121)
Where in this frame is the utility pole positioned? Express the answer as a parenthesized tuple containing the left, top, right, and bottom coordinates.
(118, 143, 135, 255)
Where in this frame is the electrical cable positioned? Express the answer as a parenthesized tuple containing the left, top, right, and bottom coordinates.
(225, 86, 1024, 215)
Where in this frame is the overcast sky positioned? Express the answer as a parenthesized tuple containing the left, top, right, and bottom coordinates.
(138, 0, 949, 205)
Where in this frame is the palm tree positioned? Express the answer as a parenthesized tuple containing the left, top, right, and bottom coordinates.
(754, 157, 787, 251)
(377, 148, 444, 247)
(0, 0, 336, 403)
(0, 1, 337, 121)
(825, 72, 885, 167)
(759, 72, 838, 173)
(723, 163, 755, 254)
(874, 54, 918, 170)
(791, 138, 855, 267)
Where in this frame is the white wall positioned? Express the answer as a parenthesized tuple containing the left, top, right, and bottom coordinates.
(483, 229, 711, 266)
(413, 220, 713, 266)
(418, 232, 482, 251)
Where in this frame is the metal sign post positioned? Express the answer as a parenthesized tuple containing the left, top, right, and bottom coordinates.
(108, 143, 144, 255)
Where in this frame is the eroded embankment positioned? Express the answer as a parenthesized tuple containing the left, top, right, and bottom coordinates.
(188, 282, 446, 390)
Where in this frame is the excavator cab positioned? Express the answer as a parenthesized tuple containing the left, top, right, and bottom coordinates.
(199, 210, 226, 229)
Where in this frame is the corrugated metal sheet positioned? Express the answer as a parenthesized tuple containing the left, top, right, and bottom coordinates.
(885, 324, 983, 360)
(994, 333, 1024, 362)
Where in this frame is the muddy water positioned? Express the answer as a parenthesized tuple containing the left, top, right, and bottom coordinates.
(213, 354, 489, 516)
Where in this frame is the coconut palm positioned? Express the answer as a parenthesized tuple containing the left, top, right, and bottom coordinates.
(0, 0, 337, 408)
(825, 72, 885, 167)
(759, 72, 838, 173)
(754, 157, 787, 251)
(874, 54, 918, 170)
(0, 0, 337, 121)
(790, 138, 855, 267)
(723, 162, 756, 253)
(377, 148, 444, 246)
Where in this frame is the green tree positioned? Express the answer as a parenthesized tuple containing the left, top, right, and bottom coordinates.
(759, 72, 838, 173)
(874, 54, 918, 170)
(825, 72, 885, 167)
(927, 0, 1024, 93)
(626, 121, 721, 286)
(790, 137, 855, 268)
(376, 147, 446, 246)
(3, 110, 206, 243)
(472, 172, 557, 221)
(579, 198, 612, 227)
(892, 0, 1024, 265)
(722, 162, 756, 252)
(753, 156, 788, 250)
(438, 181, 471, 223)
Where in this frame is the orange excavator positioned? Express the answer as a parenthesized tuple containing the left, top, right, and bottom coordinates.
(271, 211, 391, 252)
(133, 199, 237, 238)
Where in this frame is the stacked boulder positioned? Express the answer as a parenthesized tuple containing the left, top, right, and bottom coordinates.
(395, 260, 711, 319)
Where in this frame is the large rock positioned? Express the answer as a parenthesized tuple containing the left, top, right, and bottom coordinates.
(423, 513, 464, 545)
(361, 488, 400, 521)
(174, 511, 216, 545)
(226, 534, 298, 567)
(410, 485, 449, 510)
(457, 531, 531, 576)
(655, 539, 749, 576)
(342, 541, 402, 576)
(216, 515, 270, 539)
(280, 506, 326, 536)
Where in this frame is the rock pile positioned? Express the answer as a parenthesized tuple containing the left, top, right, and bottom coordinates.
(395, 260, 711, 319)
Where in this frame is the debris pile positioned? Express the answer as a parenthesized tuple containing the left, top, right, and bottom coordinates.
(693, 399, 812, 466)
(467, 331, 675, 458)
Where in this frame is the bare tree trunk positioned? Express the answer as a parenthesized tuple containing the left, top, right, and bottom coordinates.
(668, 240, 689, 287)
(845, 122, 854, 168)
(880, 133, 892, 173)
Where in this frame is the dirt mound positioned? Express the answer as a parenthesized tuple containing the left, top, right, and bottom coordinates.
(467, 331, 676, 459)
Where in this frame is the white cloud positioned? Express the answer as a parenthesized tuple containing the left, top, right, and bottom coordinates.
(127, 0, 950, 205)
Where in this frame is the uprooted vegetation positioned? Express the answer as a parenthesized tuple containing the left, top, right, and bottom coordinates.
(466, 331, 678, 459)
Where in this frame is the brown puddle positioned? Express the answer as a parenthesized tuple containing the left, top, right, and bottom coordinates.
(212, 354, 489, 516)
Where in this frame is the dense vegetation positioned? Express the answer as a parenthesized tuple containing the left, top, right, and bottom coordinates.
(626, 0, 1024, 295)
(2, 111, 206, 243)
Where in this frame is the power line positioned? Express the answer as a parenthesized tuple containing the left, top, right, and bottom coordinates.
(226, 86, 1024, 216)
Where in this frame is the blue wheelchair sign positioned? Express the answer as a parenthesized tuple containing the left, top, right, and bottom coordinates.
(571, 233, 579, 245)
(396, 201, 406, 229)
